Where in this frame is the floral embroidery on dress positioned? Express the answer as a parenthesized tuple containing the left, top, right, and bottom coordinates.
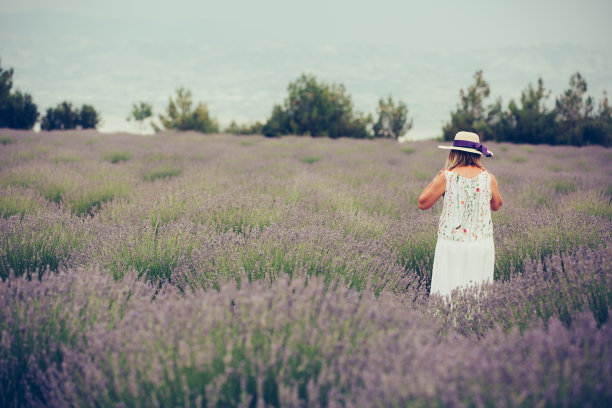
(437, 170, 493, 242)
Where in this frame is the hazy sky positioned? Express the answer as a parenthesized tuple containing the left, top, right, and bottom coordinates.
(2, 0, 612, 50)
(1, 0, 611, 137)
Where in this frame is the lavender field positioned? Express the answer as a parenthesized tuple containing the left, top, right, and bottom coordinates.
(1, 129, 611, 407)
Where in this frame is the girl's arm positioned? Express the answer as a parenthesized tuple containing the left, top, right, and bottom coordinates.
(490, 173, 503, 211)
(418, 170, 446, 210)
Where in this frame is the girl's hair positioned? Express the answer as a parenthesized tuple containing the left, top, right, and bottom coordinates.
(445, 150, 483, 170)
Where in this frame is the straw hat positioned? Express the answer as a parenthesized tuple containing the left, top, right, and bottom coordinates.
(438, 131, 494, 157)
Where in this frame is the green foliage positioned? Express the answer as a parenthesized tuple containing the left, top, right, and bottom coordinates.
(400, 146, 415, 154)
(12, 150, 35, 161)
(39, 182, 68, 204)
(0, 216, 86, 279)
(262, 74, 372, 139)
(40, 101, 100, 131)
(127, 101, 153, 131)
(0, 134, 13, 145)
(443, 71, 612, 146)
(300, 155, 323, 164)
(442, 70, 496, 141)
(0, 188, 41, 218)
(143, 165, 183, 182)
(373, 95, 413, 139)
(53, 153, 82, 163)
(548, 179, 576, 194)
(156, 88, 219, 133)
(102, 150, 133, 163)
(127, 101, 153, 122)
(67, 182, 130, 216)
(501, 78, 558, 144)
(79, 104, 100, 129)
(0, 58, 39, 130)
(108, 230, 193, 282)
(225, 120, 264, 135)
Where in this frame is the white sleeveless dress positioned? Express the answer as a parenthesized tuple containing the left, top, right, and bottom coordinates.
(430, 169, 495, 297)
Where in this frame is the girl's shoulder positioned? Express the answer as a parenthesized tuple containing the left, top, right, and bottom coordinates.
(481, 168, 495, 178)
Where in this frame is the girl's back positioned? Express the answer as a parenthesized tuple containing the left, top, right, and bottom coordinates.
(438, 167, 493, 242)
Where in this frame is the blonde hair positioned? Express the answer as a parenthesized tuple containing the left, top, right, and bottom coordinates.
(445, 150, 483, 170)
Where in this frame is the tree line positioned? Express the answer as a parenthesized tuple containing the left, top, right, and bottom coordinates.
(0, 58, 100, 131)
(130, 74, 412, 140)
(2, 56, 611, 145)
(443, 71, 611, 146)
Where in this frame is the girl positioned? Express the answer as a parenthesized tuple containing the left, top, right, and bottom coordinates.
(418, 131, 503, 297)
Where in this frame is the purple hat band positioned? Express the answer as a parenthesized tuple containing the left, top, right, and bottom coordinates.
(453, 140, 493, 157)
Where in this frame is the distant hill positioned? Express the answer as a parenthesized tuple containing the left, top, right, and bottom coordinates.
(1, 11, 611, 139)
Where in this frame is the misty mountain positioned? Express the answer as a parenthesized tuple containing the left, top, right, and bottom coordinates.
(1, 11, 611, 139)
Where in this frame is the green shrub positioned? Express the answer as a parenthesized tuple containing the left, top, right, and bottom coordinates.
(262, 74, 372, 139)
(571, 191, 612, 219)
(225, 120, 264, 135)
(53, 154, 82, 163)
(155, 87, 219, 133)
(102, 150, 133, 163)
(13, 150, 35, 161)
(144, 153, 180, 163)
(0, 189, 40, 218)
(39, 182, 69, 204)
(0, 134, 13, 145)
(548, 179, 576, 194)
(67, 182, 130, 216)
(0, 60, 39, 129)
(143, 165, 183, 182)
(0, 215, 86, 278)
(373, 95, 413, 140)
(1, 172, 38, 188)
(300, 155, 322, 164)
(106, 228, 195, 283)
(41, 101, 100, 130)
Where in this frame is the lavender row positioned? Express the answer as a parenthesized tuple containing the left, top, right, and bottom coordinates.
(1, 132, 610, 286)
(1, 247, 610, 407)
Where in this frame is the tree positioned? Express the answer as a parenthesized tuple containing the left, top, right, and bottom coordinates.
(156, 87, 219, 133)
(0, 58, 39, 129)
(442, 70, 496, 141)
(373, 95, 413, 140)
(500, 78, 557, 144)
(443, 71, 611, 146)
(576, 89, 612, 147)
(262, 104, 290, 137)
(40, 101, 100, 130)
(555, 72, 595, 144)
(556, 72, 592, 124)
(79, 104, 100, 129)
(224, 120, 264, 135)
(0, 61, 12, 101)
(263, 74, 372, 138)
(41, 101, 78, 130)
(127, 101, 153, 131)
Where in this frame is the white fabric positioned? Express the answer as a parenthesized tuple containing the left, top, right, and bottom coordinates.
(430, 169, 495, 297)
(430, 237, 495, 296)
(438, 170, 493, 242)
